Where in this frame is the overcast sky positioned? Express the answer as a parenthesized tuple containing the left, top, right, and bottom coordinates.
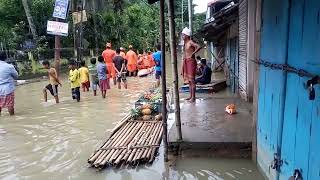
(194, 0, 210, 14)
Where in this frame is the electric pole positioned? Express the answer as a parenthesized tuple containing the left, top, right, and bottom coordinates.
(188, 0, 193, 35)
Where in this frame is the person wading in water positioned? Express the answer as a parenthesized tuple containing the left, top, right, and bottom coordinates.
(126, 45, 138, 77)
(113, 49, 128, 89)
(0, 51, 18, 115)
(181, 27, 201, 102)
(42, 61, 62, 104)
(102, 42, 116, 85)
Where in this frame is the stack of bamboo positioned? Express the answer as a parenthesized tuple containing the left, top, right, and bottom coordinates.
(88, 119, 163, 169)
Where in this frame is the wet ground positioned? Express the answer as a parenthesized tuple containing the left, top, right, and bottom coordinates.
(0, 61, 264, 179)
(169, 93, 253, 143)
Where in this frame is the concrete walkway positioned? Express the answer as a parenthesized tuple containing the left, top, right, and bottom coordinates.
(168, 89, 254, 158)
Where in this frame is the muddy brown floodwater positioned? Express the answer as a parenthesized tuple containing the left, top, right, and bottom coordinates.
(0, 57, 264, 180)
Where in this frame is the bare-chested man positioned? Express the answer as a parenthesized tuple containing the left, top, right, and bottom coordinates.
(42, 61, 62, 103)
(181, 27, 201, 102)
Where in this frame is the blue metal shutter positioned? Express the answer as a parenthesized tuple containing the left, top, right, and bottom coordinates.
(239, 0, 248, 99)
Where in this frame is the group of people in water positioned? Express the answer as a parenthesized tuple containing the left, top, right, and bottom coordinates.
(0, 27, 212, 115)
(41, 42, 163, 105)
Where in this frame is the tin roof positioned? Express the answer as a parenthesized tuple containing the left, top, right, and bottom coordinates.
(197, 2, 238, 43)
(208, 0, 234, 6)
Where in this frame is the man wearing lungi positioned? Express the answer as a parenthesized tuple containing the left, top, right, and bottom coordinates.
(181, 27, 201, 102)
(0, 51, 18, 115)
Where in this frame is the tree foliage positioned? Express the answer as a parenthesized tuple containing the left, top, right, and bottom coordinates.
(0, 0, 205, 53)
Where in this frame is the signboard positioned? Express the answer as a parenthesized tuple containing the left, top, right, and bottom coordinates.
(47, 21, 69, 36)
(72, 10, 87, 24)
(23, 40, 36, 50)
(53, 0, 69, 19)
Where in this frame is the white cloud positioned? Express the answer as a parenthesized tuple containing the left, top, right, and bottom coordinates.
(194, 0, 210, 14)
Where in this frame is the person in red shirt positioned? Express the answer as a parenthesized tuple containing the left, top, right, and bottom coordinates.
(102, 42, 116, 85)
(126, 45, 138, 76)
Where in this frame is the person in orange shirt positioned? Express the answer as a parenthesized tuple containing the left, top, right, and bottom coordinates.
(147, 51, 156, 68)
(102, 42, 116, 85)
(137, 54, 145, 70)
(126, 45, 138, 76)
(142, 52, 149, 68)
(145, 51, 155, 68)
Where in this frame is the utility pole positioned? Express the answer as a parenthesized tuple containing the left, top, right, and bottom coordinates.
(181, 0, 184, 28)
(72, 0, 77, 58)
(160, 0, 168, 162)
(168, 0, 183, 141)
(92, 0, 99, 56)
(54, 19, 61, 76)
(77, 0, 85, 64)
(188, 0, 193, 35)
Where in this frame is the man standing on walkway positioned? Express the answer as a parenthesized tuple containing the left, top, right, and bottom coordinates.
(153, 44, 162, 87)
(113, 49, 128, 89)
(126, 45, 138, 77)
(181, 27, 201, 102)
(102, 42, 116, 85)
(42, 61, 61, 104)
(0, 51, 18, 115)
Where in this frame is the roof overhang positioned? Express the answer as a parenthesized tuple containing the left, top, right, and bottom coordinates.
(197, 3, 238, 43)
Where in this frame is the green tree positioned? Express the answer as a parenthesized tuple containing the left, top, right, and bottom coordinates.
(22, 0, 38, 39)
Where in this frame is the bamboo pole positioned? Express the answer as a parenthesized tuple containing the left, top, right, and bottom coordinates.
(145, 123, 162, 160)
(100, 145, 160, 150)
(140, 123, 159, 161)
(149, 127, 164, 163)
(109, 121, 141, 162)
(111, 122, 148, 163)
(124, 122, 152, 164)
(94, 122, 135, 166)
(101, 122, 143, 166)
(132, 123, 157, 163)
(114, 123, 150, 165)
(102, 122, 139, 164)
(89, 118, 164, 168)
(110, 113, 131, 136)
(128, 120, 160, 123)
(88, 121, 131, 163)
(127, 123, 153, 163)
(168, 0, 183, 141)
(159, 0, 169, 162)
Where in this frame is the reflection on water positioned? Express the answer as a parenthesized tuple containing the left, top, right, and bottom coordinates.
(0, 76, 156, 180)
(0, 57, 263, 180)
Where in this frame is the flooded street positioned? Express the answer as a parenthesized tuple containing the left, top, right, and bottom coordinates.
(0, 60, 263, 180)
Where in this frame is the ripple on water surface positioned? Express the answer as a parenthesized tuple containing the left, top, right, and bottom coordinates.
(0, 75, 263, 180)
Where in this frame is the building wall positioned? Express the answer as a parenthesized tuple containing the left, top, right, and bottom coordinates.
(257, 0, 320, 179)
(224, 21, 239, 93)
(246, 0, 256, 102)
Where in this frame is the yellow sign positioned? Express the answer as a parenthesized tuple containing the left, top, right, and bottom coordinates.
(72, 10, 87, 24)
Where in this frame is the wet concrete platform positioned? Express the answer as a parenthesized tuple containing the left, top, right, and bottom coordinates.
(168, 90, 254, 158)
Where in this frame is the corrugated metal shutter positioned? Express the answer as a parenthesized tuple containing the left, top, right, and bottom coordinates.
(238, 0, 248, 99)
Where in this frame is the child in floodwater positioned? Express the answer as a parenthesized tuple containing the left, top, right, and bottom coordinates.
(97, 56, 110, 99)
(42, 61, 61, 104)
(68, 61, 81, 102)
(88, 57, 99, 96)
(78, 61, 90, 92)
